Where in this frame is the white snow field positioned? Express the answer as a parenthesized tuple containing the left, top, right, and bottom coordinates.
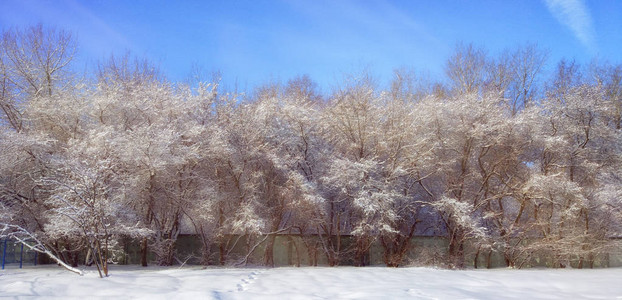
(1, 265, 622, 299)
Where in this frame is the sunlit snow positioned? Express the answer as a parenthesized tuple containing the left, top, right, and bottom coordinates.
(2, 265, 622, 299)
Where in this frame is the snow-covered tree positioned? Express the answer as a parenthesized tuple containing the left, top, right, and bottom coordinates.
(0, 24, 76, 132)
(521, 85, 622, 268)
(41, 131, 149, 277)
(2, 24, 622, 271)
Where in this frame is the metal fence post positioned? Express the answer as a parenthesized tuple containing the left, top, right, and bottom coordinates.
(19, 243, 24, 269)
(1, 239, 6, 270)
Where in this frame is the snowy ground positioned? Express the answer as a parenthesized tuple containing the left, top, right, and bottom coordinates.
(1, 265, 622, 299)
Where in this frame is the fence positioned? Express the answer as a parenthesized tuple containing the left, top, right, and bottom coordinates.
(2, 235, 622, 269)
(0, 239, 37, 269)
(149, 235, 622, 268)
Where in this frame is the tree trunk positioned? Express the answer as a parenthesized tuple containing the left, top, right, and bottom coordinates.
(264, 234, 276, 267)
(140, 237, 148, 267)
(219, 243, 226, 265)
(473, 246, 480, 269)
(448, 236, 465, 269)
(287, 235, 301, 267)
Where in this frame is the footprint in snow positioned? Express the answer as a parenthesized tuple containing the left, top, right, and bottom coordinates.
(236, 270, 264, 292)
(406, 288, 439, 300)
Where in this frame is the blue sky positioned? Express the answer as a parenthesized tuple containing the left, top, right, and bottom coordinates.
(1, 0, 621, 93)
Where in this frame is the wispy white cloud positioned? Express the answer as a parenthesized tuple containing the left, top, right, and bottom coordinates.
(544, 0, 596, 52)
(64, 0, 138, 56)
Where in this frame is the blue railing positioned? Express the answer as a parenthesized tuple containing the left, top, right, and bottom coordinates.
(1, 239, 36, 269)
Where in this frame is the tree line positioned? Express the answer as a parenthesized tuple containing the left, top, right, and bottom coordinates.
(1, 25, 621, 276)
